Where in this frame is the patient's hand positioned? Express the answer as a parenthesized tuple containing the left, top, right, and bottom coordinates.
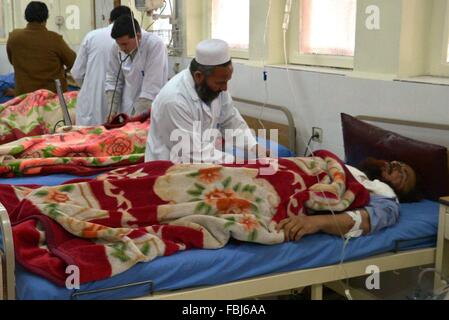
(276, 215, 323, 242)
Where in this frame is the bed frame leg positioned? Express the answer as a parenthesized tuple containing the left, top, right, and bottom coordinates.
(435, 201, 449, 291)
(0, 203, 15, 300)
(311, 284, 323, 300)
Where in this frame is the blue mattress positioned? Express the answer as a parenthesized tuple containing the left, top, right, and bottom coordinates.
(257, 137, 295, 157)
(0, 72, 79, 104)
(0, 96, 12, 104)
(0, 73, 15, 104)
(0, 176, 438, 300)
(0, 174, 99, 186)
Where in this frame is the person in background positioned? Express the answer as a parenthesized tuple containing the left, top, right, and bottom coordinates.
(277, 158, 420, 242)
(6, 1, 76, 96)
(145, 39, 269, 164)
(71, 6, 132, 126)
(105, 15, 168, 122)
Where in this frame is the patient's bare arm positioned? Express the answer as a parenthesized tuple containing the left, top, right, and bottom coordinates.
(276, 210, 371, 242)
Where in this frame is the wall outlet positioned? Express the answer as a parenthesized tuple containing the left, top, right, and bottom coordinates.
(312, 127, 324, 144)
(55, 16, 65, 27)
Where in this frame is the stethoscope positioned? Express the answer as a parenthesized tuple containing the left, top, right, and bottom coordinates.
(119, 51, 131, 66)
(107, 52, 132, 121)
(107, 49, 146, 122)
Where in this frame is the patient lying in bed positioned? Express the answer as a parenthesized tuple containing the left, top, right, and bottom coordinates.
(0, 150, 377, 285)
(278, 157, 419, 242)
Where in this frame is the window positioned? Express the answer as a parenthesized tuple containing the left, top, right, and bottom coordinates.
(300, 0, 356, 56)
(447, 36, 449, 63)
(0, 0, 13, 41)
(0, 2, 5, 39)
(289, 0, 357, 68)
(152, 0, 174, 46)
(211, 0, 250, 53)
(150, 1, 183, 55)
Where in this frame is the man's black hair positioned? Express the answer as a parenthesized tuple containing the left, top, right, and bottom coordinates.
(25, 1, 49, 23)
(189, 58, 232, 77)
(111, 15, 141, 39)
(397, 173, 424, 203)
(110, 6, 132, 23)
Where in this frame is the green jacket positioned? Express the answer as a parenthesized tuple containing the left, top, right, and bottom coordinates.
(7, 23, 77, 95)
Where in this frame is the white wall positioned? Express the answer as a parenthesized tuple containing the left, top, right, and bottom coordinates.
(0, 0, 96, 75)
(2, 34, 448, 160)
(168, 56, 449, 158)
(0, 44, 13, 74)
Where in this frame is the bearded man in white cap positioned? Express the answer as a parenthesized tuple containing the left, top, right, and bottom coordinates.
(145, 39, 268, 163)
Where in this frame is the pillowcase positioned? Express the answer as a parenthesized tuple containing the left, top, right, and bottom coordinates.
(341, 113, 449, 201)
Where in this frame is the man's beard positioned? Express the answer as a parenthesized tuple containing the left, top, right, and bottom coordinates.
(195, 81, 221, 105)
(358, 158, 386, 181)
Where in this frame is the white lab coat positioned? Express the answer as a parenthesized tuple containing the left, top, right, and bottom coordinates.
(105, 32, 168, 115)
(145, 69, 258, 163)
(72, 25, 114, 126)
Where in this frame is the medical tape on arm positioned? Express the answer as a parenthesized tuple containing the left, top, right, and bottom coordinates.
(344, 210, 363, 239)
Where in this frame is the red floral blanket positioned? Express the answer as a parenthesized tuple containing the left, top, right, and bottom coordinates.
(0, 118, 149, 177)
(0, 150, 369, 286)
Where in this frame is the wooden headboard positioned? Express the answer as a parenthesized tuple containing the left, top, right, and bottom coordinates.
(233, 97, 297, 154)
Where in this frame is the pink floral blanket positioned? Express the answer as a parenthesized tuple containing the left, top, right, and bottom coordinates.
(0, 119, 149, 177)
(0, 90, 78, 145)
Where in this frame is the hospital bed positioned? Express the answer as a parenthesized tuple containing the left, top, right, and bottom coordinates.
(435, 198, 449, 291)
(0, 73, 14, 104)
(0, 73, 79, 105)
(0, 111, 446, 300)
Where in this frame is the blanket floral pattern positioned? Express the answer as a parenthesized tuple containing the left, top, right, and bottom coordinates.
(0, 150, 369, 286)
(0, 90, 77, 145)
(0, 119, 149, 177)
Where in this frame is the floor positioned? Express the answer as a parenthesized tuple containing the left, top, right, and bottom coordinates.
(253, 266, 443, 300)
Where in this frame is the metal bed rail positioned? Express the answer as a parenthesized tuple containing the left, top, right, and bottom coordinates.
(356, 115, 449, 132)
(0, 201, 15, 300)
(233, 97, 297, 155)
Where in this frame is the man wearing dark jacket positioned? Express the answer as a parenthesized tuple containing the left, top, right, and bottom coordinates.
(6, 1, 76, 95)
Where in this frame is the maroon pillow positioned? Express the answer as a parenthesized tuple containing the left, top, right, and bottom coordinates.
(341, 113, 449, 201)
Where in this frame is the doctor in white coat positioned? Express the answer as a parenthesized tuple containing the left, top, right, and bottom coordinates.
(145, 39, 268, 164)
(71, 6, 132, 126)
(105, 15, 168, 121)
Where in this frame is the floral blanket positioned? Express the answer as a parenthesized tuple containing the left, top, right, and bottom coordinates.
(0, 90, 78, 145)
(0, 150, 369, 286)
(0, 119, 149, 177)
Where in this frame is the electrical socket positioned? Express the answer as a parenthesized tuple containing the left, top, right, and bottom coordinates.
(312, 127, 323, 144)
(55, 16, 65, 27)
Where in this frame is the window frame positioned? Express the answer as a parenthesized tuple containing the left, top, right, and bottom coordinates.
(204, 0, 250, 60)
(288, 0, 355, 69)
(150, 1, 175, 46)
(427, 0, 449, 77)
(442, 1, 449, 66)
(0, 0, 14, 43)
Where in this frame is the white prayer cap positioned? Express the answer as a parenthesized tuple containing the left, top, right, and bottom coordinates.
(195, 39, 231, 66)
